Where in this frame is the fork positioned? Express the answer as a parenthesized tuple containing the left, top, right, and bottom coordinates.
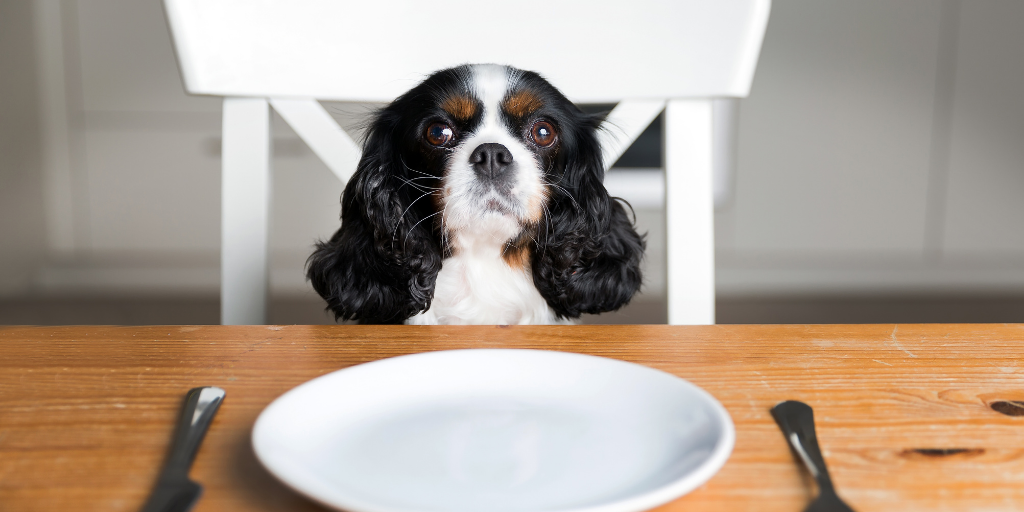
(770, 400, 855, 512)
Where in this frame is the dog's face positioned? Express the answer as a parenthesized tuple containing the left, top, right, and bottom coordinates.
(308, 64, 645, 324)
(429, 65, 551, 251)
(381, 64, 593, 259)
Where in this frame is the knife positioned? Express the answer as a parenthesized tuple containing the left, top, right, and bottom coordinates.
(140, 386, 226, 512)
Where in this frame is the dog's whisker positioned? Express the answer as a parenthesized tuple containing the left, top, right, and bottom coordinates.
(399, 156, 438, 180)
(391, 189, 439, 257)
(540, 179, 582, 213)
(396, 176, 441, 193)
(539, 202, 554, 247)
(440, 200, 453, 257)
(402, 210, 443, 254)
(406, 175, 442, 183)
(396, 182, 433, 195)
(403, 171, 439, 183)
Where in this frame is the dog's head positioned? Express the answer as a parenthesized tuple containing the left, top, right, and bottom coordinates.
(308, 64, 644, 324)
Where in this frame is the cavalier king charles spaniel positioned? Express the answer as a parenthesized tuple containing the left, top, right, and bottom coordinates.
(307, 64, 645, 324)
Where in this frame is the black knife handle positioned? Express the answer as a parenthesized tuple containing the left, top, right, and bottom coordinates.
(163, 386, 225, 476)
(770, 400, 835, 493)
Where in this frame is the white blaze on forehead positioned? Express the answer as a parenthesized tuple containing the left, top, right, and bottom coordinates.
(472, 64, 511, 124)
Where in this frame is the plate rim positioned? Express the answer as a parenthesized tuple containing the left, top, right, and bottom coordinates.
(252, 348, 735, 512)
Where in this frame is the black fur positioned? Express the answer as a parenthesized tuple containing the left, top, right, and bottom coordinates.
(307, 65, 645, 323)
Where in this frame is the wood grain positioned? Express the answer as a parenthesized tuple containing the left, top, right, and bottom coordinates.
(1, 324, 1023, 512)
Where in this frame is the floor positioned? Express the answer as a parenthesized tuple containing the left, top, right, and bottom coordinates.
(2, 294, 1022, 325)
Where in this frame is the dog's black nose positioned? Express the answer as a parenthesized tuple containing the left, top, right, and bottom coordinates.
(470, 143, 514, 180)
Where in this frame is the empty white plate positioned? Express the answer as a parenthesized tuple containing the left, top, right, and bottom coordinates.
(252, 349, 734, 512)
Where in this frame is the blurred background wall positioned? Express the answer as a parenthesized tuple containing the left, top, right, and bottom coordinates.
(1, 0, 1023, 324)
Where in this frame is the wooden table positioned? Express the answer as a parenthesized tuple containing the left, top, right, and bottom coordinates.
(1, 324, 1023, 512)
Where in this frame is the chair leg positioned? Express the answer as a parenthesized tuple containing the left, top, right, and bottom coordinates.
(221, 97, 271, 325)
(664, 99, 715, 325)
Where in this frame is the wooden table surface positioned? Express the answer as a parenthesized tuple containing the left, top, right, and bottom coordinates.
(1, 324, 1023, 512)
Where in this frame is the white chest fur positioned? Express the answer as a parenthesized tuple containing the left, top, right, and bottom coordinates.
(406, 241, 565, 325)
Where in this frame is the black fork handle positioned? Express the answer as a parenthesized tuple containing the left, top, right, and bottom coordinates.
(770, 400, 836, 494)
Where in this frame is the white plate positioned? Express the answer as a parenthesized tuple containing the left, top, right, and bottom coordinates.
(252, 349, 734, 512)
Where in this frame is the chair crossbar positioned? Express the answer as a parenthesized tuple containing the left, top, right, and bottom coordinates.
(270, 99, 361, 183)
(599, 99, 667, 170)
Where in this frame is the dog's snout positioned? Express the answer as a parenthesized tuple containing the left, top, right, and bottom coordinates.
(470, 143, 514, 179)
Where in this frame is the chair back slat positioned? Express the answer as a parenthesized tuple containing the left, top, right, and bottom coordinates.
(164, 0, 770, 102)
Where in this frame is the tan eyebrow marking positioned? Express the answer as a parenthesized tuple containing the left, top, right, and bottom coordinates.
(503, 90, 543, 118)
(440, 95, 478, 121)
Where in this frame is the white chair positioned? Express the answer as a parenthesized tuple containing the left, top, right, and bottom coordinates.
(163, 0, 770, 325)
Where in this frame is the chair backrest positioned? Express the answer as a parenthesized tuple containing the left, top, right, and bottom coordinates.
(164, 0, 770, 103)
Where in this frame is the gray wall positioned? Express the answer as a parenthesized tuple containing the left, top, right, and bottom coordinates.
(717, 0, 1024, 296)
(1, 0, 1022, 303)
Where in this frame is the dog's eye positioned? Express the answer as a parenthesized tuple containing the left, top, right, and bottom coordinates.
(530, 121, 556, 147)
(425, 123, 454, 146)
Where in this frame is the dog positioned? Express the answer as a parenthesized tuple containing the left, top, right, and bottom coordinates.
(307, 64, 645, 324)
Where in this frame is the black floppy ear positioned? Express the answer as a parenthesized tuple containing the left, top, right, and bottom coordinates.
(531, 113, 646, 319)
(306, 110, 442, 324)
